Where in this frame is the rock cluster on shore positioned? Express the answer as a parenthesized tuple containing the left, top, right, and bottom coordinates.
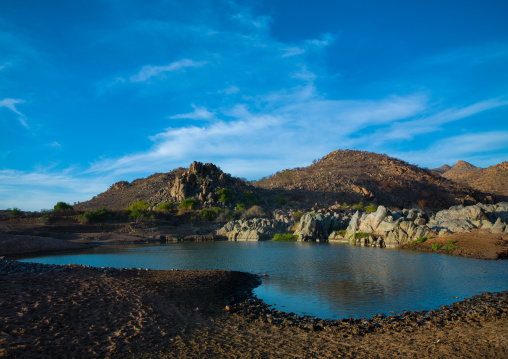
(216, 202, 508, 247)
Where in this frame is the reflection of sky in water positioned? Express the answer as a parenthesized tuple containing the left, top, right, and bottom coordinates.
(16, 241, 508, 320)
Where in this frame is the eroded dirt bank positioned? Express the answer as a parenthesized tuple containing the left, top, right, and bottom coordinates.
(1, 259, 507, 358)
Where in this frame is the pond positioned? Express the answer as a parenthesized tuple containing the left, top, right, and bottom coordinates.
(16, 241, 508, 320)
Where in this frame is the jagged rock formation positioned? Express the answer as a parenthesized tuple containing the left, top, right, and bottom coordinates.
(217, 218, 294, 241)
(435, 161, 508, 197)
(253, 150, 493, 210)
(149, 161, 250, 207)
(432, 164, 452, 175)
(294, 213, 346, 242)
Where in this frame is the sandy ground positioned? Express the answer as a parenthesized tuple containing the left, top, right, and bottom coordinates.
(0, 232, 90, 256)
(401, 231, 508, 260)
(1, 260, 507, 359)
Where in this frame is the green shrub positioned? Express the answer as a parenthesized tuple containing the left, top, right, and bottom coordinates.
(216, 188, 233, 204)
(431, 243, 441, 251)
(40, 214, 50, 224)
(235, 204, 246, 212)
(293, 211, 303, 222)
(129, 209, 149, 221)
(78, 207, 112, 224)
(352, 202, 364, 211)
(274, 195, 287, 206)
(53, 202, 74, 212)
(125, 200, 149, 211)
(9, 208, 21, 218)
(353, 232, 370, 239)
(417, 236, 428, 243)
(272, 233, 298, 241)
(442, 240, 456, 250)
(336, 230, 347, 237)
(155, 202, 174, 212)
(365, 204, 377, 213)
(341, 202, 348, 209)
(243, 191, 260, 207)
(178, 198, 199, 210)
(200, 207, 223, 221)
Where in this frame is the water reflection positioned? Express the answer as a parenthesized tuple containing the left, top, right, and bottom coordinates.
(16, 241, 508, 320)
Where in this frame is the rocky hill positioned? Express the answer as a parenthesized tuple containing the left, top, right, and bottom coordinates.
(75, 168, 186, 211)
(434, 161, 508, 197)
(252, 150, 499, 210)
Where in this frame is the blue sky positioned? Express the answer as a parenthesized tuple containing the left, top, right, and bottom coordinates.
(1, 0, 507, 211)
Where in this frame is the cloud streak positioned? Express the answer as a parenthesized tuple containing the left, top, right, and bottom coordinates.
(0, 98, 28, 128)
(129, 59, 208, 83)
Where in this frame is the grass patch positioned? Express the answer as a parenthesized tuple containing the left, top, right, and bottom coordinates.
(417, 236, 428, 243)
(431, 243, 442, 251)
(272, 233, 298, 241)
(352, 202, 364, 211)
(442, 240, 456, 250)
(336, 230, 347, 237)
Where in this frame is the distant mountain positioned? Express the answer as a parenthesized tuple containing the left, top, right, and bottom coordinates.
(431, 164, 451, 175)
(436, 161, 508, 197)
(253, 150, 498, 209)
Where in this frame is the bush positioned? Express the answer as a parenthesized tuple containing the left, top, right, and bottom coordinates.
(431, 243, 441, 251)
(241, 205, 267, 220)
(200, 207, 223, 221)
(155, 202, 174, 212)
(352, 202, 364, 211)
(442, 240, 456, 250)
(40, 214, 50, 224)
(341, 202, 348, 209)
(417, 236, 428, 243)
(235, 204, 246, 212)
(78, 207, 112, 224)
(178, 198, 199, 210)
(53, 202, 74, 212)
(216, 188, 233, 204)
(365, 204, 377, 213)
(243, 191, 260, 207)
(336, 230, 347, 237)
(274, 195, 287, 206)
(125, 200, 149, 211)
(293, 210, 303, 222)
(272, 233, 298, 241)
(352, 232, 370, 239)
(129, 209, 150, 221)
(9, 208, 21, 218)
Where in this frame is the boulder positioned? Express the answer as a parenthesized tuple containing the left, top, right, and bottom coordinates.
(217, 218, 293, 241)
(294, 213, 344, 242)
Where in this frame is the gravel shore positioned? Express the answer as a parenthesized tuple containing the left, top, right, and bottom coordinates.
(1, 258, 507, 358)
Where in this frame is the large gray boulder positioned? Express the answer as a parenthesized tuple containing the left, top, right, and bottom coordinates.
(217, 218, 293, 241)
(294, 213, 343, 242)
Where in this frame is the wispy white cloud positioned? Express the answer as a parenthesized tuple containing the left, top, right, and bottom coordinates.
(169, 104, 215, 120)
(393, 131, 508, 169)
(46, 141, 62, 149)
(0, 98, 28, 128)
(372, 97, 508, 141)
(129, 59, 208, 83)
(0, 169, 109, 211)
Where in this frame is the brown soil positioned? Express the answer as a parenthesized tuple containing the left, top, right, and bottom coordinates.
(443, 161, 508, 197)
(0, 232, 90, 256)
(401, 232, 508, 260)
(1, 260, 507, 358)
(253, 150, 499, 209)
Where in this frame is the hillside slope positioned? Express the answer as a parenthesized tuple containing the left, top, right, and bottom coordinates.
(253, 150, 497, 209)
(441, 161, 508, 197)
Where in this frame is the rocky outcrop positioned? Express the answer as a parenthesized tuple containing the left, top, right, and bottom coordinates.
(150, 161, 249, 207)
(293, 213, 346, 242)
(217, 218, 294, 241)
(427, 202, 508, 233)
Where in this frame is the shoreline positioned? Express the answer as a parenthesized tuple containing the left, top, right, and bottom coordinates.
(1, 258, 507, 358)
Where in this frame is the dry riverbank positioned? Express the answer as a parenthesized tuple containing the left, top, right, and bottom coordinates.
(1, 259, 507, 358)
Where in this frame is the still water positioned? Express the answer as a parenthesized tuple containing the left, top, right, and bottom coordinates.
(17, 241, 508, 320)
